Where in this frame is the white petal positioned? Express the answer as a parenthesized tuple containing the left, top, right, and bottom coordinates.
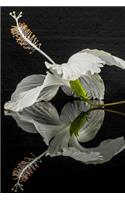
(45, 49, 125, 81)
(82, 49, 125, 69)
(22, 102, 60, 124)
(35, 123, 65, 145)
(5, 86, 43, 112)
(62, 136, 125, 164)
(37, 72, 65, 101)
(45, 61, 63, 76)
(4, 72, 62, 112)
(48, 126, 70, 156)
(62, 73, 105, 100)
(45, 53, 104, 80)
(62, 147, 103, 164)
(5, 102, 61, 145)
(60, 100, 104, 143)
(89, 137, 125, 164)
(10, 75, 45, 101)
(64, 52, 104, 80)
(60, 100, 90, 123)
(77, 108, 105, 142)
(61, 85, 73, 96)
(80, 73, 105, 100)
(4, 110, 37, 134)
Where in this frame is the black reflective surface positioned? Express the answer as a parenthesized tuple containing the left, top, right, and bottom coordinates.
(1, 7, 125, 193)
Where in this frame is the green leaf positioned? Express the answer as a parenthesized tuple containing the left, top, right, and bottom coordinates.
(70, 111, 88, 136)
(69, 79, 89, 101)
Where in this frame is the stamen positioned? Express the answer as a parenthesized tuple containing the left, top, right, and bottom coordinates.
(11, 151, 47, 192)
(10, 22, 42, 54)
(9, 11, 55, 64)
(9, 11, 23, 20)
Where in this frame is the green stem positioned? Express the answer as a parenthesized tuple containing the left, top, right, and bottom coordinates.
(88, 107, 125, 117)
(103, 108, 125, 116)
(86, 99, 125, 108)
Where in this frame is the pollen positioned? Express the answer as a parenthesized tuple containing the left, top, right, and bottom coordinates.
(10, 22, 42, 54)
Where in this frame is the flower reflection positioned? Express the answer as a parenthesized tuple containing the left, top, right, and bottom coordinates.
(5, 100, 125, 191)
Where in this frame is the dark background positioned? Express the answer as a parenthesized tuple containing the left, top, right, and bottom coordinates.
(1, 7, 125, 193)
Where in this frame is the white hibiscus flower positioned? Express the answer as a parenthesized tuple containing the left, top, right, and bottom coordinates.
(4, 11, 125, 112)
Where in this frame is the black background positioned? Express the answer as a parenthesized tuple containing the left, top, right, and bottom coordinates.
(1, 7, 125, 193)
